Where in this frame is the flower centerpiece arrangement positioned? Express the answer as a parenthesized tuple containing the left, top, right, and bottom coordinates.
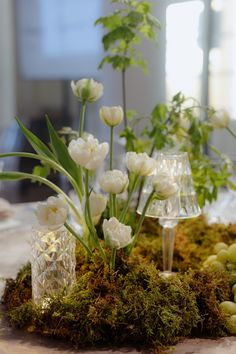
(0, 78, 179, 300)
(1, 0, 236, 350)
(1, 78, 236, 351)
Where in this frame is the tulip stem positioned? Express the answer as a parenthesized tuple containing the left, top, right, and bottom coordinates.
(119, 174, 139, 223)
(85, 169, 107, 262)
(111, 248, 116, 271)
(64, 222, 93, 257)
(109, 126, 114, 170)
(109, 126, 116, 218)
(113, 194, 117, 218)
(109, 194, 113, 218)
(128, 189, 155, 255)
(226, 126, 236, 139)
(79, 102, 86, 137)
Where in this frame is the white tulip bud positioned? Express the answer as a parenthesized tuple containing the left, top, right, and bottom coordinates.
(99, 170, 129, 194)
(102, 217, 132, 249)
(68, 134, 109, 170)
(152, 174, 179, 200)
(210, 109, 230, 129)
(99, 106, 123, 127)
(89, 192, 107, 225)
(71, 78, 103, 103)
(35, 196, 68, 229)
(126, 152, 157, 176)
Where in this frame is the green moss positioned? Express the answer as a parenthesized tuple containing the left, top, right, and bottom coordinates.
(134, 215, 236, 271)
(2, 217, 235, 350)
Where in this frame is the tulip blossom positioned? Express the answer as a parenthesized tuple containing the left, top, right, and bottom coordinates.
(126, 152, 157, 176)
(152, 174, 179, 200)
(68, 134, 109, 170)
(99, 106, 123, 127)
(89, 192, 107, 225)
(210, 109, 230, 129)
(35, 196, 68, 229)
(71, 78, 103, 103)
(99, 170, 129, 194)
(102, 217, 132, 249)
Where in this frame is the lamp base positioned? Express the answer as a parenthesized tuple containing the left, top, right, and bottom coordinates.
(159, 270, 177, 278)
(159, 218, 178, 274)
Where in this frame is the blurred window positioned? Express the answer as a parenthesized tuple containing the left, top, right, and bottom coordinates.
(165, 0, 236, 120)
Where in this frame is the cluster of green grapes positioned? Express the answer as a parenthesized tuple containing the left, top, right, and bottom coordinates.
(219, 285, 236, 334)
(203, 242, 236, 334)
(203, 242, 236, 274)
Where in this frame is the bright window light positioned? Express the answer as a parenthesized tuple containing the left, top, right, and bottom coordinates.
(166, 1, 204, 100)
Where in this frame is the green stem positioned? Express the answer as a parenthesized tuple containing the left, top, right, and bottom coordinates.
(119, 174, 139, 223)
(79, 102, 86, 137)
(85, 170, 107, 262)
(226, 126, 236, 139)
(0, 152, 83, 202)
(128, 189, 155, 254)
(109, 126, 114, 170)
(64, 222, 93, 257)
(110, 248, 116, 271)
(109, 193, 114, 218)
(0, 171, 82, 223)
(112, 194, 117, 218)
(122, 69, 128, 128)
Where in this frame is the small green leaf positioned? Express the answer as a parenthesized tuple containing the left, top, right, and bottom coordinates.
(33, 165, 50, 179)
(45, 116, 82, 189)
(15, 117, 55, 160)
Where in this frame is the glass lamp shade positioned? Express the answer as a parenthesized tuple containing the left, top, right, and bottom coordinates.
(137, 151, 201, 219)
(137, 151, 200, 276)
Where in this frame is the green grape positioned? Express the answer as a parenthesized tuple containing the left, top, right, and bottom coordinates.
(234, 294, 236, 303)
(204, 255, 217, 265)
(228, 244, 236, 263)
(229, 272, 236, 287)
(226, 315, 236, 334)
(217, 250, 229, 264)
(214, 242, 228, 254)
(226, 263, 236, 271)
(209, 260, 225, 271)
(219, 301, 236, 315)
(232, 284, 236, 295)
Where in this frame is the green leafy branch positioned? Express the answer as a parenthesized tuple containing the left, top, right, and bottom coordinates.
(96, 0, 160, 127)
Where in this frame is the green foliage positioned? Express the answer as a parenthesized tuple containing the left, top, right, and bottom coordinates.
(96, 0, 160, 72)
(121, 92, 236, 207)
(45, 116, 82, 189)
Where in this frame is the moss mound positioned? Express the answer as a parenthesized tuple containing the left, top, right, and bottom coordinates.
(135, 215, 236, 271)
(2, 216, 236, 349)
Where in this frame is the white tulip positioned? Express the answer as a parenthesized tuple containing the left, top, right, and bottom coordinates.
(89, 192, 107, 225)
(126, 152, 157, 176)
(35, 196, 68, 229)
(99, 170, 129, 194)
(102, 217, 132, 249)
(99, 106, 123, 127)
(210, 109, 230, 129)
(152, 174, 179, 200)
(68, 134, 109, 170)
(71, 78, 103, 103)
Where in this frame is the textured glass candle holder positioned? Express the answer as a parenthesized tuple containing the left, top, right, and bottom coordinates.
(31, 226, 76, 306)
(137, 151, 201, 276)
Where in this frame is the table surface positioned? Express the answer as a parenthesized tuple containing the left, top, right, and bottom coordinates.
(0, 197, 236, 354)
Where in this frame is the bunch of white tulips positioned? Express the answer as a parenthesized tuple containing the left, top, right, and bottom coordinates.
(0, 78, 178, 270)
